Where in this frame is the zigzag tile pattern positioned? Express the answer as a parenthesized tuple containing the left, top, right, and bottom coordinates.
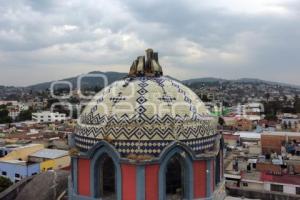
(74, 134, 218, 157)
(75, 76, 219, 157)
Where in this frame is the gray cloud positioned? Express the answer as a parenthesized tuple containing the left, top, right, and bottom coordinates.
(0, 0, 299, 86)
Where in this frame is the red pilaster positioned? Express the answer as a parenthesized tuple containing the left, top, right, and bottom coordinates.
(77, 158, 91, 196)
(122, 164, 136, 200)
(193, 160, 206, 198)
(145, 164, 159, 200)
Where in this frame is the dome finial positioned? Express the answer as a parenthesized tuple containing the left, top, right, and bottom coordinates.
(129, 49, 163, 77)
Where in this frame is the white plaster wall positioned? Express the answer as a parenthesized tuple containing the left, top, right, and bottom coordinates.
(264, 183, 270, 191)
(283, 185, 296, 194)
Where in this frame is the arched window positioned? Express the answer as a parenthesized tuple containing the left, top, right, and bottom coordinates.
(90, 142, 122, 200)
(165, 154, 184, 200)
(99, 154, 116, 199)
(159, 146, 193, 200)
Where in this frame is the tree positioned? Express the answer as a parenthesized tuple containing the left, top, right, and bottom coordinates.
(17, 109, 33, 121)
(0, 105, 7, 110)
(0, 176, 12, 192)
(294, 95, 300, 113)
(47, 98, 59, 109)
(263, 100, 282, 120)
(201, 94, 210, 102)
(218, 117, 225, 126)
(265, 93, 270, 102)
(0, 109, 12, 123)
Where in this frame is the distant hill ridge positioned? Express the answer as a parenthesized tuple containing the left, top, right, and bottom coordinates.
(183, 77, 300, 89)
(28, 71, 127, 91)
(26, 71, 300, 91)
(27, 71, 180, 91)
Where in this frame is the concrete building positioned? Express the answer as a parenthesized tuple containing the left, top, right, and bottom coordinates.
(236, 103, 264, 121)
(28, 148, 70, 171)
(8, 108, 20, 120)
(0, 160, 40, 183)
(0, 144, 44, 161)
(279, 113, 300, 130)
(32, 111, 67, 123)
(223, 133, 240, 148)
(1, 101, 30, 120)
(18, 103, 29, 111)
(233, 131, 261, 144)
(0, 101, 18, 106)
(240, 171, 300, 196)
(261, 131, 300, 155)
(0, 144, 44, 182)
(0, 144, 70, 183)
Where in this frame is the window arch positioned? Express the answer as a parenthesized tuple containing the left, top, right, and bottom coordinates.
(99, 154, 116, 199)
(159, 145, 193, 200)
(89, 142, 122, 200)
(166, 154, 184, 199)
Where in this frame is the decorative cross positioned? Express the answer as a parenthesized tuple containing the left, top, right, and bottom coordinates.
(110, 92, 126, 106)
(158, 95, 176, 105)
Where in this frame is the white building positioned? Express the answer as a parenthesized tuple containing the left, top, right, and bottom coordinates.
(32, 111, 67, 123)
(1, 101, 30, 120)
(18, 103, 29, 111)
(8, 109, 20, 120)
(279, 113, 300, 129)
(236, 103, 264, 121)
(240, 171, 300, 197)
(0, 101, 18, 106)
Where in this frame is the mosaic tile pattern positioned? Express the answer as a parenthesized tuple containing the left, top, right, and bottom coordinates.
(75, 76, 218, 156)
(75, 134, 218, 157)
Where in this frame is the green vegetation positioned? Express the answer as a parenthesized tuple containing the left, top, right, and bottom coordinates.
(0, 176, 13, 192)
(0, 105, 12, 124)
(294, 95, 300, 113)
(263, 95, 300, 120)
(218, 117, 225, 126)
(16, 108, 33, 121)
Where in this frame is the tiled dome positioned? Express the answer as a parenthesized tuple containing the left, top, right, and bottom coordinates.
(74, 49, 218, 157)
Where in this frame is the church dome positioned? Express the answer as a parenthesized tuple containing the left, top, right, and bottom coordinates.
(74, 49, 218, 157)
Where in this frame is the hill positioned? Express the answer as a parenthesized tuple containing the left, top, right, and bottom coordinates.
(27, 72, 181, 91)
(27, 71, 127, 91)
(8, 72, 300, 92)
(183, 77, 300, 89)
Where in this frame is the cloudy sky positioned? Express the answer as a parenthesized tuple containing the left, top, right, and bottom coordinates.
(0, 0, 300, 86)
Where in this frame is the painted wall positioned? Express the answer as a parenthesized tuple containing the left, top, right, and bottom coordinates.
(53, 156, 70, 169)
(193, 160, 206, 198)
(0, 161, 40, 182)
(242, 181, 263, 190)
(77, 159, 90, 196)
(40, 160, 55, 171)
(264, 182, 298, 195)
(249, 145, 261, 155)
(121, 164, 136, 200)
(283, 185, 296, 194)
(264, 183, 270, 191)
(145, 165, 159, 200)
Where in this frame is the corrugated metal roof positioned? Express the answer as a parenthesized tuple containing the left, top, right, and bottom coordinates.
(30, 149, 68, 159)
